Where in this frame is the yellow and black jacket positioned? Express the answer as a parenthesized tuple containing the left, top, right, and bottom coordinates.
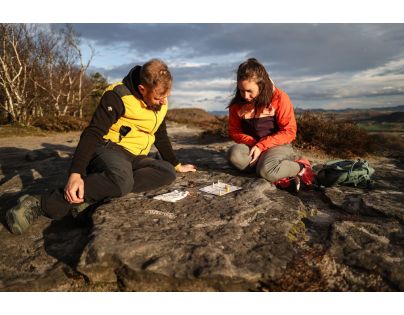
(103, 81, 168, 156)
(70, 65, 179, 176)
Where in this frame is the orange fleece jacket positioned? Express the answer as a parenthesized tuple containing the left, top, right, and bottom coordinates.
(228, 88, 297, 152)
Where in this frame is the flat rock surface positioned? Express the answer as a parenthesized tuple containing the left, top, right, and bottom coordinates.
(77, 176, 306, 291)
(0, 123, 403, 291)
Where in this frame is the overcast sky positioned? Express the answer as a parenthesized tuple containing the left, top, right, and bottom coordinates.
(59, 23, 404, 111)
(50, 23, 404, 111)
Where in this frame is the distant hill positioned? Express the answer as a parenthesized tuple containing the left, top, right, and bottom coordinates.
(295, 104, 404, 113)
(212, 105, 404, 118)
(294, 105, 404, 123)
(166, 108, 222, 129)
(358, 111, 404, 123)
(170, 105, 404, 126)
(209, 110, 228, 116)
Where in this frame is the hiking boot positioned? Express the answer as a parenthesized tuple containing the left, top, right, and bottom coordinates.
(6, 195, 44, 235)
(273, 177, 291, 189)
(273, 176, 300, 193)
(288, 176, 301, 193)
(296, 158, 315, 186)
(71, 202, 91, 218)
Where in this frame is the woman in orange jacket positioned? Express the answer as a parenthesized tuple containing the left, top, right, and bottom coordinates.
(227, 58, 314, 192)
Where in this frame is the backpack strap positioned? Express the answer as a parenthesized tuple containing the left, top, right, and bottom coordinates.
(351, 160, 372, 187)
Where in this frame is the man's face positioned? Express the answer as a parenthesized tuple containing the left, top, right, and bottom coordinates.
(138, 84, 170, 110)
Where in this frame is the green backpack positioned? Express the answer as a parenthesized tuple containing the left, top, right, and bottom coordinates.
(316, 159, 375, 188)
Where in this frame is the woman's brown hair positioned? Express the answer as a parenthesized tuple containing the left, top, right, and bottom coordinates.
(228, 58, 274, 110)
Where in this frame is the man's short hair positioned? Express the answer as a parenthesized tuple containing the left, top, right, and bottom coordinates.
(140, 59, 172, 93)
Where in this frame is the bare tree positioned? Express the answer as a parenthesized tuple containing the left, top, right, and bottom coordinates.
(0, 24, 38, 124)
(30, 29, 70, 117)
(28, 25, 95, 118)
(0, 23, 98, 126)
(61, 25, 95, 118)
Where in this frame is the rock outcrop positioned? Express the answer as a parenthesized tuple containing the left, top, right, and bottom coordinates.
(76, 176, 306, 291)
(0, 124, 403, 291)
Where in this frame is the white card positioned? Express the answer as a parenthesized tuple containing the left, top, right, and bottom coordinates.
(153, 190, 189, 202)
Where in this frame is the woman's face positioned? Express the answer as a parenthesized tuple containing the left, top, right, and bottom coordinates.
(238, 79, 260, 102)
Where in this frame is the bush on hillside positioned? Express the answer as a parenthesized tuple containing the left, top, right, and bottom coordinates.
(295, 111, 375, 157)
(32, 115, 88, 132)
(199, 116, 229, 141)
(167, 108, 230, 142)
(370, 133, 404, 157)
(166, 108, 221, 129)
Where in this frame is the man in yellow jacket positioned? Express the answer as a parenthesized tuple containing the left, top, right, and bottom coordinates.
(6, 59, 196, 234)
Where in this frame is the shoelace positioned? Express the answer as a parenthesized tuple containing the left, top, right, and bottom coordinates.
(24, 200, 42, 222)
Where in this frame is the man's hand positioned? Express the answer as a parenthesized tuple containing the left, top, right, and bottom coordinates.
(249, 145, 262, 166)
(64, 173, 85, 204)
(176, 164, 197, 173)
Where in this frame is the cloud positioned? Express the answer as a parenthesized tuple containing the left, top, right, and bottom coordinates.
(74, 24, 404, 75)
(71, 24, 404, 110)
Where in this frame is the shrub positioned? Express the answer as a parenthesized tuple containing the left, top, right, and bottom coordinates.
(32, 115, 88, 132)
(370, 133, 404, 157)
(200, 116, 229, 141)
(295, 111, 375, 157)
(166, 108, 221, 129)
(0, 124, 48, 137)
(167, 108, 230, 142)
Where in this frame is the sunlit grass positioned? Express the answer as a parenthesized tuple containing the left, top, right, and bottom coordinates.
(0, 124, 51, 138)
(357, 122, 404, 133)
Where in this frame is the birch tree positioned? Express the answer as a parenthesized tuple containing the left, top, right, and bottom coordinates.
(61, 25, 95, 118)
(0, 24, 38, 124)
(0, 23, 98, 126)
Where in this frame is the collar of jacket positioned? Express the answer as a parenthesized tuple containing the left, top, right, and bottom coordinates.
(122, 65, 142, 99)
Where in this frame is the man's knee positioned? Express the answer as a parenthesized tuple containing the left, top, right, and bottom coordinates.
(107, 168, 135, 196)
(152, 160, 177, 185)
(138, 158, 177, 184)
(162, 168, 176, 186)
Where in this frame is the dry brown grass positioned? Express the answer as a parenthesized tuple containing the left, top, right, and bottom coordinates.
(370, 133, 404, 157)
(0, 124, 50, 137)
(32, 116, 88, 132)
(295, 111, 376, 158)
(3, 108, 402, 158)
(166, 108, 221, 128)
(166, 108, 229, 140)
(168, 109, 397, 157)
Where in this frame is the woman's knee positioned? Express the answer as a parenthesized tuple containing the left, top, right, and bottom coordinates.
(227, 144, 250, 170)
(257, 166, 279, 182)
(256, 160, 282, 182)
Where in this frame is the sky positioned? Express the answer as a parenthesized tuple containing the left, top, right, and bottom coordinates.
(3, 0, 404, 112)
(55, 23, 404, 112)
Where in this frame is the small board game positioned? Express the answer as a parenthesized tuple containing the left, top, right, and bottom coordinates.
(199, 181, 242, 196)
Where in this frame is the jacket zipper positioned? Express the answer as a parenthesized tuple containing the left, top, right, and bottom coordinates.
(139, 111, 158, 155)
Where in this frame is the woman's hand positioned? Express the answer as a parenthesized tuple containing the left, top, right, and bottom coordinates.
(249, 146, 262, 166)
